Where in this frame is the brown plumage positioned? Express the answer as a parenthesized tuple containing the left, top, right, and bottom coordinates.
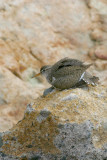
(34, 57, 99, 90)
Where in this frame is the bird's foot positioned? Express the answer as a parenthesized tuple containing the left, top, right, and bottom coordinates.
(43, 86, 55, 96)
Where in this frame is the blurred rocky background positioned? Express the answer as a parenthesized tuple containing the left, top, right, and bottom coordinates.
(0, 0, 107, 132)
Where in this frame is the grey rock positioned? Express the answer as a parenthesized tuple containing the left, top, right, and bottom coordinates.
(37, 109, 51, 123)
(61, 93, 78, 101)
(40, 109, 51, 118)
(25, 103, 35, 114)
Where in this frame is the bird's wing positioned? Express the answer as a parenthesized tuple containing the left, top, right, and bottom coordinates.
(52, 66, 84, 78)
(51, 57, 84, 73)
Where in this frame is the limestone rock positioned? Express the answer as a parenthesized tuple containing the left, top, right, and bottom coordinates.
(0, 85, 107, 159)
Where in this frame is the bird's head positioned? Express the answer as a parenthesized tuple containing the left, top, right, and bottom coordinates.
(33, 65, 52, 78)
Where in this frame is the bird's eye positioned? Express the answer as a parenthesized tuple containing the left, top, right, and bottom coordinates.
(40, 69, 44, 73)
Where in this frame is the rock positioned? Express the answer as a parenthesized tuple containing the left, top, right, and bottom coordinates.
(95, 60, 107, 71)
(90, 29, 107, 41)
(0, 66, 45, 132)
(94, 45, 107, 60)
(88, 48, 97, 60)
(89, 45, 107, 60)
(88, 0, 107, 62)
(0, 85, 107, 159)
(0, 0, 93, 132)
(0, 0, 107, 132)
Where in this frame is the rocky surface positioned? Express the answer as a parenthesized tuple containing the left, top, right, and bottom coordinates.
(0, 0, 106, 159)
(0, 85, 107, 159)
(0, 66, 45, 132)
(0, 0, 107, 132)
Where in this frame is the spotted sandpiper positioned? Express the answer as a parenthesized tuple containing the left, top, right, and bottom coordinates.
(34, 57, 99, 91)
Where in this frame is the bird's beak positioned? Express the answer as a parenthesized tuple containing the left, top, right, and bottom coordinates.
(33, 72, 41, 78)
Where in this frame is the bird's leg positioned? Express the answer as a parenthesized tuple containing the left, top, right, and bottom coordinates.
(43, 86, 55, 96)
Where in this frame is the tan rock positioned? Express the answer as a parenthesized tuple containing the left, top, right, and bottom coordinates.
(94, 45, 107, 60)
(0, 66, 45, 132)
(88, 44, 107, 60)
(95, 60, 107, 70)
(0, 85, 107, 159)
(91, 29, 107, 41)
(0, 0, 107, 133)
(88, 47, 97, 60)
(88, 0, 107, 14)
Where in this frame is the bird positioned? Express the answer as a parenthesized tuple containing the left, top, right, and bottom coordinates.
(33, 57, 99, 90)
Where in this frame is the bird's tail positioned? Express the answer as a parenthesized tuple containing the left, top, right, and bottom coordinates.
(89, 76, 99, 85)
(84, 63, 92, 69)
(82, 72, 99, 86)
